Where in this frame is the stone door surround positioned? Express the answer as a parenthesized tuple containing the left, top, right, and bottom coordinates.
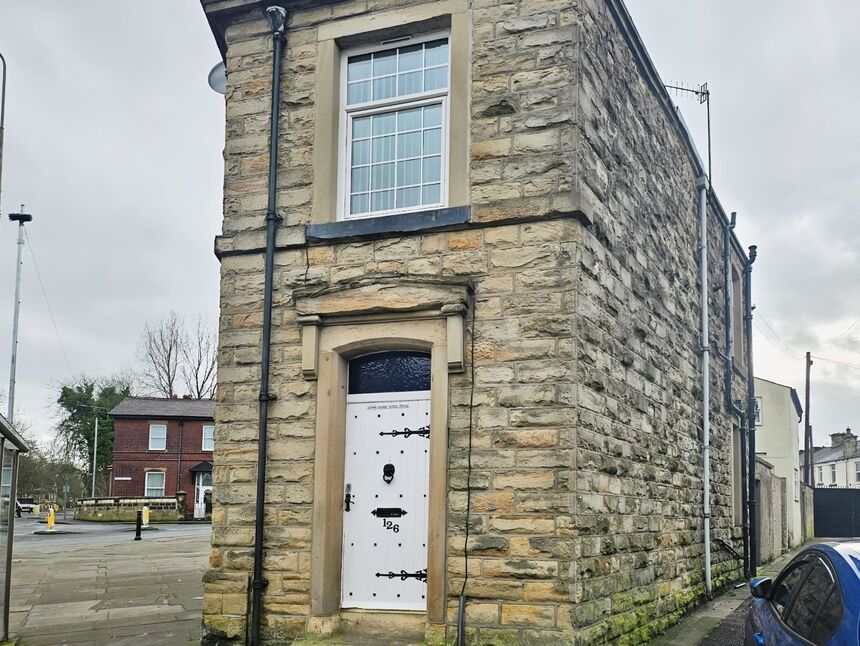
(298, 279, 469, 628)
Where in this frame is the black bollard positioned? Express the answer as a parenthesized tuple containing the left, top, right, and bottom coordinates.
(134, 510, 143, 541)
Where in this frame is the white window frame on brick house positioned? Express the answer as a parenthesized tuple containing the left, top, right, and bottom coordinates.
(202, 425, 215, 452)
(148, 423, 167, 451)
(145, 471, 165, 497)
(337, 33, 450, 221)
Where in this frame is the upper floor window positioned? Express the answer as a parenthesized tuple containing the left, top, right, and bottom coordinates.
(754, 397, 762, 426)
(149, 423, 167, 451)
(341, 35, 449, 220)
(817, 466, 823, 484)
(831, 463, 837, 484)
(202, 425, 215, 452)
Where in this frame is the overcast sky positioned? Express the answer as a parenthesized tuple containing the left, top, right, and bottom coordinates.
(0, 1, 857, 448)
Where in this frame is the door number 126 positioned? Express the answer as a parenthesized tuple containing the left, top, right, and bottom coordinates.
(382, 520, 400, 533)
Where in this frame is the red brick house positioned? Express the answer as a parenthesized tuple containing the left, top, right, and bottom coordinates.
(109, 397, 216, 517)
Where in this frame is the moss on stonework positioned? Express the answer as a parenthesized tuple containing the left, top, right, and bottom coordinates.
(574, 562, 744, 645)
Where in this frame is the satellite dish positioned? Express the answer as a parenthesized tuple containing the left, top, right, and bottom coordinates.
(208, 61, 227, 95)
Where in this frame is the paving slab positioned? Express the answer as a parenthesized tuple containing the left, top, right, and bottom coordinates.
(9, 519, 209, 646)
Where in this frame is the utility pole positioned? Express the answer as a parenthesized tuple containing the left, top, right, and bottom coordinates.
(91, 416, 99, 497)
(7, 206, 32, 423)
(804, 351, 813, 486)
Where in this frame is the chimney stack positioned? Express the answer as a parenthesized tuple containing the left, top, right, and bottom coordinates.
(844, 427, 857, 457)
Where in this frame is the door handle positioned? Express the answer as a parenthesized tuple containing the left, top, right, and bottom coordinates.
(753, 632, 765, 645)
(344, 483, 352, 512)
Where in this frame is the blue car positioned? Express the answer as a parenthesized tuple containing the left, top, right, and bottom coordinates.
(746, 542, 860, 645)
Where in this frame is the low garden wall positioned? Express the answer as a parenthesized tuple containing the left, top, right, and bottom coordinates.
(76, 495, 185, 522)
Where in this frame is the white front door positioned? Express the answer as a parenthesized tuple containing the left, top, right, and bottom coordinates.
(341, 390, 430, 610)
(194, 472, 212, 519)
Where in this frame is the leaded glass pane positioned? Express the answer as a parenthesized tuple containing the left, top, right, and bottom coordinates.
(348, 351, 431, 394)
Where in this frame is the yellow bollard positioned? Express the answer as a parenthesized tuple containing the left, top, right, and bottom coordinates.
(142, 505, 150, 527)
(47, 508, 55, 531)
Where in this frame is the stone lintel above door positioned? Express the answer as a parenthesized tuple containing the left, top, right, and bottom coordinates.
(296, 279, 470, 379)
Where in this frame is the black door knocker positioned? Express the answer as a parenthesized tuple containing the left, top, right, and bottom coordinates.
(383, 463, 395, 484)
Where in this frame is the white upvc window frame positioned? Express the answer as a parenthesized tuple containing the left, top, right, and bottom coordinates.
(831, 463, 837, 484)
(144, 471, 166, 497)
(148, 423, 167, 451)
(202, 425, 215, 452)
(337, 32, 451, 222)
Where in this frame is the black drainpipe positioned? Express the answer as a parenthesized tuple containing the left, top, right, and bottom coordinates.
(178, 418, 185, 495)
(721, 212, 749, 578)
(744, 244, 758, 577)
(250, 7, 288, 646)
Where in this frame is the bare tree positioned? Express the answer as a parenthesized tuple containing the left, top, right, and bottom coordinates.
(138, 312, 185, 398)
(182, 316, 217, 399)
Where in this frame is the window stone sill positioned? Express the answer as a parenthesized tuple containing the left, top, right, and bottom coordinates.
(307, 206, 470, 245)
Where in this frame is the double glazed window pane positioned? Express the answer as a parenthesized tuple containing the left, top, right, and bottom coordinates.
(346, 39, 448, 106)
(350, 104, 443, 215)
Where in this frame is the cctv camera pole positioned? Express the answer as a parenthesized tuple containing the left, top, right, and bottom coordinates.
(7, 207, 32, 423)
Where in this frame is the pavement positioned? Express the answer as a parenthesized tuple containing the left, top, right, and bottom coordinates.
(650, 548, 801, 646)
(9, 514, 210, 645)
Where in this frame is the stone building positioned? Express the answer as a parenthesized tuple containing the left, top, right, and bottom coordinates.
(198, 0, 757, 643)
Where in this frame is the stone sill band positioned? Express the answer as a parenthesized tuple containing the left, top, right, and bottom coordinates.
(214, 204, 594, 258)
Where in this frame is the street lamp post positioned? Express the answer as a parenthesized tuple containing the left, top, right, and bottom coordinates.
(91, 416, 99, 497)
(7, 207, 32, 423)
(0, 51, 7, 213)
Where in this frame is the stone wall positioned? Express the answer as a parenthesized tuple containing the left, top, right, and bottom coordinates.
(755, 458, 787, 564)
(201, 0, 750, 643)
(77, 496, 184, 522)
(800, 482, 814, 543)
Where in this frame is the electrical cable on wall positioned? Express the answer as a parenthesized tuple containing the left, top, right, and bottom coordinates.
(456, 296, 477, 645)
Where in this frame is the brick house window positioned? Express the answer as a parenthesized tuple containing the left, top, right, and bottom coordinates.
(202, 425, 215, 452)
(340, 35, 449, 220)
(145, 471, 165, 497)
(149, 424, 167, 451)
